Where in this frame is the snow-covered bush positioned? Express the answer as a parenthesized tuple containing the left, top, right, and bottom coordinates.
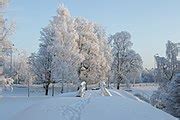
(1, 77, 14, 92)
(134, 93, 150, 103)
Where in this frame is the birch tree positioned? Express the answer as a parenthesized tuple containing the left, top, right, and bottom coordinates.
(29, 25, 55, 95)
(0, 0, 15, 78)
(109, 31, 143, 89)
(75, 18, 111, 85)
(50, 5, 84, 93)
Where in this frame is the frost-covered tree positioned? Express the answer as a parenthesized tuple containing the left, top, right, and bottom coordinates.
(74, 18, 111, 85)
(153, 41, 179, 94)
(0, 0, 8, 7)
(50, 5, 84, 92)
(0, 0, 15, 78)
(0, 0, 14, 48)
(151, 41, 180, 116)
(164, 73, 180, 118)
(141, 69, 156, 83)
(155, 41, 179, 83)
(29, 5, 84, 95)
(109, 31, 143, 89)
(29, 25, 55, 95)
(30, 5, 112, 94)
(14, 51, 34, 85)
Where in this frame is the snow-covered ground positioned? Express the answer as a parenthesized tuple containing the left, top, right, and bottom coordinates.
(0, 86, 177, 120)
(131, 85, 158, 96)
(0, 96, 50, 120)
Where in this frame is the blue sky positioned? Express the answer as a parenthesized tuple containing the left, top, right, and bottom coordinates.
(6, 0, 180, 68)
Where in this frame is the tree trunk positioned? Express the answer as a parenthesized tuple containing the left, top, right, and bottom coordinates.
(77, 86, 80, 91)
(85, 83, 87, 90)
(52, 84, 54, 96)
(107, 78, 110, 88)
(117, 82, 120, 89)
(27, 80, 30, 97)
(61, 82, 64, 93)
(45, 84, 49, 95)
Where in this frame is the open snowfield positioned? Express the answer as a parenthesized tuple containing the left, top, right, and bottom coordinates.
(0, 86, 177, 120)
(131, 85, 158, 96)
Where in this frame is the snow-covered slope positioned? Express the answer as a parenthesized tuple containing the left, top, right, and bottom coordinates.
(0, 96, 50, 120)
(10, 90, 176, 120)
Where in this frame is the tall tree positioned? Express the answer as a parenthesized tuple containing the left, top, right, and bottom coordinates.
(50, 5, 84, 92)
(0, 0, 15, 78)
(74, 18, 111, 85)
(29, 25, 55, 95)
(151, 41, 180, 116)
(109, 31, 143, 89)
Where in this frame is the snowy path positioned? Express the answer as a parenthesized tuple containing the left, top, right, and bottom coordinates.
(109, 89, 144, 102)
(58, 89, 144, 120)
(61, 98, 91, 120)
(59, 90, 100, 120)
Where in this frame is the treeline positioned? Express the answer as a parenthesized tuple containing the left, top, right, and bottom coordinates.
(26, 5, 142, 95)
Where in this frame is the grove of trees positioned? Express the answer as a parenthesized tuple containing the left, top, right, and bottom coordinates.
(26, 5, 143, 95)
(0, 2, 143, 97)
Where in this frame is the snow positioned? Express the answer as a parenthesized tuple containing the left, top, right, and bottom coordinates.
(130, 85, 158, 96)
(0, 96, 50, 120)
(175, 72, 180, 77)
(0, 88, 177, 120)
(82, 97, 175, 120)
